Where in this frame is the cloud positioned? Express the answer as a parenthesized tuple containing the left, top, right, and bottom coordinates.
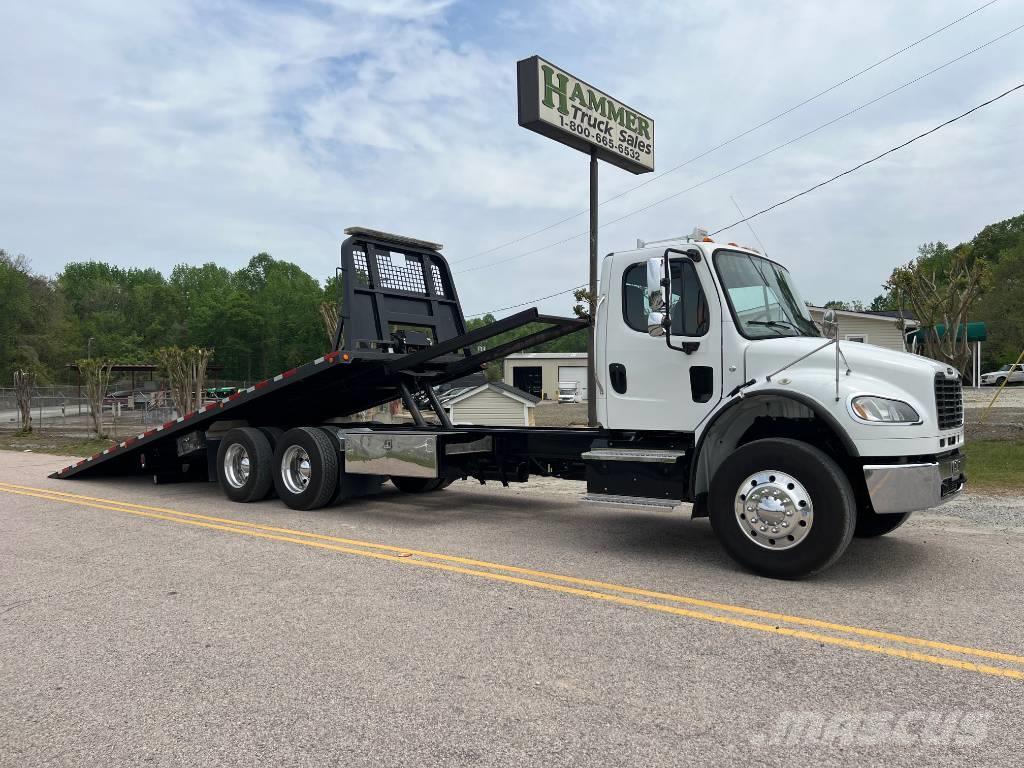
(0, 0, 1022, 317)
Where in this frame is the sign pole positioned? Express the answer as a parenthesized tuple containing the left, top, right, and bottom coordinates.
(515, 55, 654, 427)
(588, 147, 598, 427)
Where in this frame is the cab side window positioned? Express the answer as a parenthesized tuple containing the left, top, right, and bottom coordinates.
(622, 260, 709, 336)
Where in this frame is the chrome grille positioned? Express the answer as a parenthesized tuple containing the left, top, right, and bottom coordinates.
(934, 373, 963, 430)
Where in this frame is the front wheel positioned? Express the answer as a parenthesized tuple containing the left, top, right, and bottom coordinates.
(996, 377, 1007, 386)
(708, 438, 856, 579)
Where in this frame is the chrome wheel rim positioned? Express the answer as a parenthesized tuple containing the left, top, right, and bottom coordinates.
(281, 445, 311, 495)
(223, 444, 250, 489)
(734, 470, 813, 550)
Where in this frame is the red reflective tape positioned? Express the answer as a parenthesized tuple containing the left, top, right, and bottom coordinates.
(228, 393, 240, 401)
(325, 351, 339, 362)
(162, 420, 176, 429)
(124, 438, 136, 446)
(282, 368, 298, 378)
(255, 379, 269, 389)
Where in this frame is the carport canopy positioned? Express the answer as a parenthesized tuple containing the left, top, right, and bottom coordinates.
(908, 321, 986, 345)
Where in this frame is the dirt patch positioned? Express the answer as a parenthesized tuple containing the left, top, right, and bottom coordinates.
(533, 402, 589, 428)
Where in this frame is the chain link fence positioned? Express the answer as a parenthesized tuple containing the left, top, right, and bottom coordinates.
(0, 387, 178, 438)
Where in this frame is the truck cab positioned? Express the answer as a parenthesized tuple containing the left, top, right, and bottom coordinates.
(558, 381, 582, 403)
(593, 237, 964, 574)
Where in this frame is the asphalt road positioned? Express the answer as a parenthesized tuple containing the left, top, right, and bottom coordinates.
(1, 451, 1022, 767)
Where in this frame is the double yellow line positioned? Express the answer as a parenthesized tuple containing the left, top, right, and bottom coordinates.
(2, 480, 1022, 682)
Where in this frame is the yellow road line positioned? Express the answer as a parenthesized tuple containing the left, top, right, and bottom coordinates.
(3, 480, 1024, 669)
(2, 484, 1023, 681)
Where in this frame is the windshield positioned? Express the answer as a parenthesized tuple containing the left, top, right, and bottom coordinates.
(714, 250, 819, 339)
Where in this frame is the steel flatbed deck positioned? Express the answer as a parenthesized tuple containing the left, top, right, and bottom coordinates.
(53, 227, 587, 481)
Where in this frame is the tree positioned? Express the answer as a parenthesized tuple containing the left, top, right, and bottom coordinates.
(78, 359, 113, 438)
(973, 239, 1024, 366)
(13, 367, 36, 432)
(885, 244, 989, 375)
(822, 300, 865, 312)
(156, 346, 213, 415)
(1, 250, 68, 384)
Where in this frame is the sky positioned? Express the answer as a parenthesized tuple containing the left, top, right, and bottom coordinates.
(1, 0, 1022, 318)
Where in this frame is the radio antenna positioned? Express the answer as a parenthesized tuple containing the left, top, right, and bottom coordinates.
(730, 195, 768, 256)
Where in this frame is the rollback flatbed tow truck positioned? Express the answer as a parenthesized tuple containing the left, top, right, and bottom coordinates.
(54, 227, 965, 578)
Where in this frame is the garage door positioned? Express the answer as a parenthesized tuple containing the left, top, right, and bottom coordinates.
(512, 366, 542, 399)
(558, 365, 588, 401)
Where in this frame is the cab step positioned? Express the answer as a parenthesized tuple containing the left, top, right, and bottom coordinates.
(581, 448, 686, 464)
(582, 493, 680, 510)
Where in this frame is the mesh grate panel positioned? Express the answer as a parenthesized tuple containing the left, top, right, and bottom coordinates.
(430, 263, 446, 297)
(352, 250, 369, 286)
(376, 250, 426, 294)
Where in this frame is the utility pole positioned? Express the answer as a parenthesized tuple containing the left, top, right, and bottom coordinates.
(588, 147, 598, 427)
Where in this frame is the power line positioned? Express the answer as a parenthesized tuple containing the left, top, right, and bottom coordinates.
(451, 0, 1002, 266)
(455, 21, 1024, 276)
(709, 80, 1024, 237)
(469, 81, 1024, 319)
(465, 284, 586, 318)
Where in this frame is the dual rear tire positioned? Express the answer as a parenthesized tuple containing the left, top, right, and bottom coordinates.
(217, 426, 338, 510)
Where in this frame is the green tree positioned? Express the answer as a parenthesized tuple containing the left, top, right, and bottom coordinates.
(973, 239, 1024, 366)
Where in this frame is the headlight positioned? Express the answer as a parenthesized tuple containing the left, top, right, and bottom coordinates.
(850, 396, 920, 424)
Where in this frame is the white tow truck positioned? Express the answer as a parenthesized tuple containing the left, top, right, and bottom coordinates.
(56, 228, 966, 578)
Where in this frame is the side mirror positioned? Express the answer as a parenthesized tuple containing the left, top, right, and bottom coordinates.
(822, 308, 839, 339)
(646, 258, 664, 312)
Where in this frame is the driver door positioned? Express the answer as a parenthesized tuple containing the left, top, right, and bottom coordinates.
(601, 255, 723, 432)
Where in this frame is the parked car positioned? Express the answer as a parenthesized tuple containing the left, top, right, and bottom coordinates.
(979, 363, 1024, 386)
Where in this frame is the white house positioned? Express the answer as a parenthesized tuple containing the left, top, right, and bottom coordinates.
(807, 307, 918, 352)
(439, 382, 540, 426)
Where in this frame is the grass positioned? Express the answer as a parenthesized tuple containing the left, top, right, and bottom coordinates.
(0, 431, 115, 458)
(962, 440, 1024, 491)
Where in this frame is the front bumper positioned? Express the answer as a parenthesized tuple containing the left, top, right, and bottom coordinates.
(862, 450, 965, 515)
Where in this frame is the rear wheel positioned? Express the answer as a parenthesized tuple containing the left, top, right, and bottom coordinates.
(273, 427, 339, 510)
(709, 438, 856, 579)
(217, 427, 274, 503)
(855, 510, 912, 538)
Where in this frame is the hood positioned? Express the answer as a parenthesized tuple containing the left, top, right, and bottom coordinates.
(742, 337, 959, 437)
(744, 337, 956, 384)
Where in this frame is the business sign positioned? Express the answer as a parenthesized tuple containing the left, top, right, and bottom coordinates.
(517, 55, 654, 174)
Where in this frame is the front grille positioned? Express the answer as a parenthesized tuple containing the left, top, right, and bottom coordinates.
(934, 374, 963, 430)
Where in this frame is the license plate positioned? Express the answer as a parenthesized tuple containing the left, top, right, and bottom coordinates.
(941, 454, 965, 479)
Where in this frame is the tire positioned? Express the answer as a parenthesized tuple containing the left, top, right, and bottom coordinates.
(708, 438, 856, 579)
(391, 476, 446, 493)
(996, 377, 1006, 386)
(855, 510, 912, 538)
(216, 427, 274, 503)
(273, 427, 339, 510)
(259, 426, 284, 447)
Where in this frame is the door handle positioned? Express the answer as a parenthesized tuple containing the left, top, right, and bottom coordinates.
(609, 363, 627, 394)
